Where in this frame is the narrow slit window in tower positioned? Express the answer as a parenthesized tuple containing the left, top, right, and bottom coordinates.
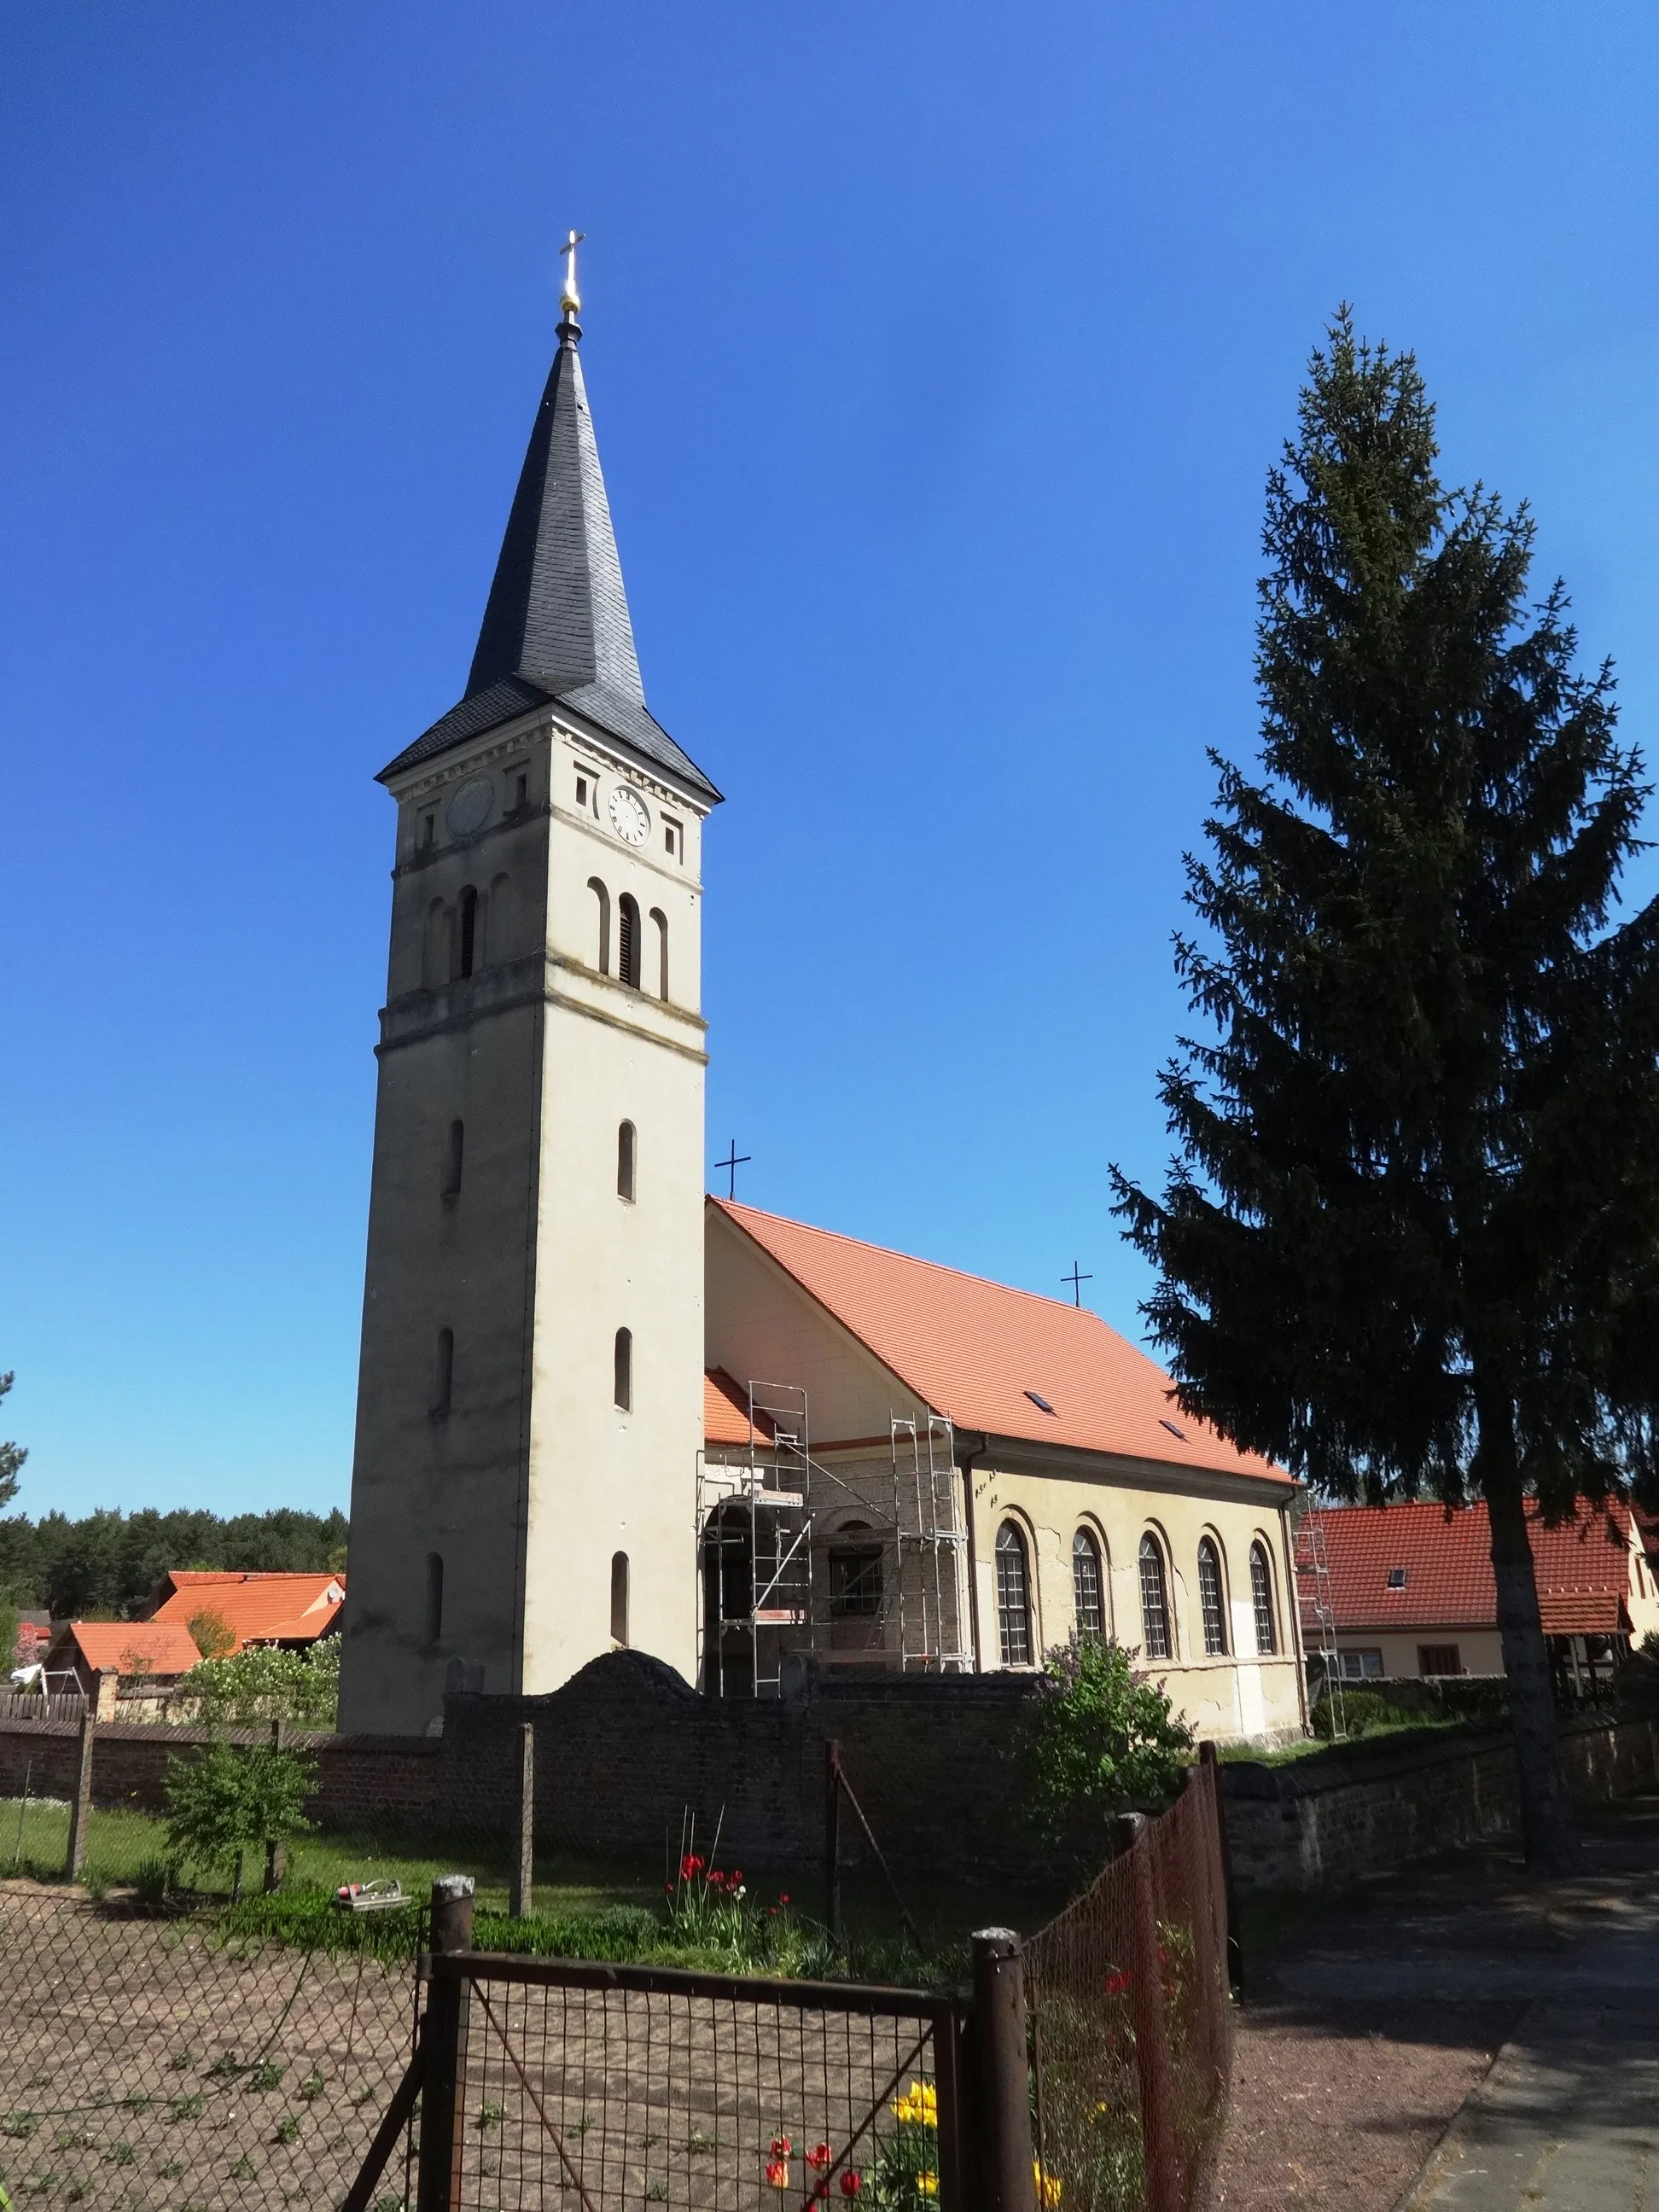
(617, 1121, 636, 1202)
(443, 1119, 464, 1197)
(433, 1327, 454, 1418)
(614, 1327, 632, 1411)
(611, 1552, 630, 1646)
(424, 1553, 444, 1646)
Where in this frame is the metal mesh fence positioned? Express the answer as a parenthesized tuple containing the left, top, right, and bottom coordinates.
(1024, 1762, 1234, 2212)
(0, 1880, 422, 2210)
(428, 1957, 958, 2212)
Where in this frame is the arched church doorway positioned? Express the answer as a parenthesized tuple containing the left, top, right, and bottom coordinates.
(700, 1499, 756, 1697)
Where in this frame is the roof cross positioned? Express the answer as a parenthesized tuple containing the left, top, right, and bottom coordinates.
(559, 229, 585, 317)
(716, 1140, 751, 1202)
(1062, 1260, 1093, 1307)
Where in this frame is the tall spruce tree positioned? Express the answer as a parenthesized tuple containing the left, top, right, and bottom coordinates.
(1113, 315, 1659, 1872)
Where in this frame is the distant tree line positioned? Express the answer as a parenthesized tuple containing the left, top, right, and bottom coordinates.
(0, 1505, 348, 1621)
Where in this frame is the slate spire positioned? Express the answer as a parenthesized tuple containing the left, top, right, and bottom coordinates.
(381, 238, 718, 800)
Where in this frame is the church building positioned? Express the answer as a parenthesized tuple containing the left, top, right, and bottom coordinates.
(336, 244, 1306, 1746)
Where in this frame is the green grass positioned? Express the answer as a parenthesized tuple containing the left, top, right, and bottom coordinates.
(1210, 1713, 1501, 1767)
(0, 1796, 1063, 1988)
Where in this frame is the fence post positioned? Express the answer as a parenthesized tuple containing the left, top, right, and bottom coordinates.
(265, 1716, 288, 1895)
(824, 1739, 842, 1944)
(1199, 1740, 1243, 1995)
(64, 1705, 96, 1881)
(970, 1929, 1036, 2212)
(416, 1874, 474, 2212)
(509, 1721, 535, 1919)
(1115, 1814, 1178, 2212)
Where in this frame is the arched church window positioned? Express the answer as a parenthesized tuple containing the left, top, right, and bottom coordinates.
(1072, 1527, 1105, 1638)
(1250, 1540, 1278, 1656)
(456, 887, 478, 980)
(996, 1521, 1032, 1667)
(611, 1552, 630, 1647)
(650, 907, 669, 1000)
(433, 1328, 454, 1418)
(443, 1120, 464, 1198)
(614, 1327, 632, 1411)
(617, 1121, 636, 1202)
(618, 894, 641, 988)
(588, 878, 610, 974)
(424, 1553, 444, 1647)
(488, 873, 512, 962)
(1197, 1535, 1228, 1656)
(1139, 1533, 1173, 1661)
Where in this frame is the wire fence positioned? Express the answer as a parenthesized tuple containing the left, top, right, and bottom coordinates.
(1024, 1761, 1234, 2212)
(423, 1954, 960, 2212)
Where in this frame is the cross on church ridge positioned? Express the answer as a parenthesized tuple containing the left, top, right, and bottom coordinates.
(716, 1140, 751, 1202)
(1062, 1260, 1093, 1307)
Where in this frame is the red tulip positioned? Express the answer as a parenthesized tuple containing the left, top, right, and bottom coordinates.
(841, 2173, 864, 2196)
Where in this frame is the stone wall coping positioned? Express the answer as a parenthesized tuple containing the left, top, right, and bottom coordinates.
(1219, 1708, 1636, 1802)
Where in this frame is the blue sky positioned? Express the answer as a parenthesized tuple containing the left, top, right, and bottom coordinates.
(4, 3, 1659, 1519)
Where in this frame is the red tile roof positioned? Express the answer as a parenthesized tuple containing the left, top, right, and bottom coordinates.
(704, 1369, 776, 1449)
(1315, 1499, 1634, 1637)
(148, 1570, 345, 1652)
(711, 1199, 1288, 1485)
(55, 1621, 202, 1677)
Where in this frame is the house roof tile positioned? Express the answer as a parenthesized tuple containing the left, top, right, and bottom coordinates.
(704, 1368, 777, 1449)
(148, 1571, 344, 1653)
(1315, 1499, 1634, 1637)
(710, 1199, 1288, 1484)
(55, 1621, 201, 1676)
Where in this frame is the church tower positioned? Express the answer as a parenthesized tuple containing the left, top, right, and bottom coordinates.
(338, 243, 720, 1735)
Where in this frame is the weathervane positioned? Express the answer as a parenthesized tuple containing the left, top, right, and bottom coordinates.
(559, 229, 585, 319)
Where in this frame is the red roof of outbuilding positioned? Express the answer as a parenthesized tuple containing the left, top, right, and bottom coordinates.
(53, 1621, 202, 1676)
(711, 1199, 1288, 1484)
(148, 1570, 345, 1652)
(1315, 1499, 1634, 1637)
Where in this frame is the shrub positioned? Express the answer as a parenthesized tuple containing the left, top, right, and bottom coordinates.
(177, 1635, 339, 1727)
(163, 1738, 315, 1898)
(1022, 1635, 1195, 1840)
(186, 1609, 236, 1662)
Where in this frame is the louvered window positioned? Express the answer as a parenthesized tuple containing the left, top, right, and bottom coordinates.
(618, 894, 640, 988)
(1139, 1534, 1173, 1661)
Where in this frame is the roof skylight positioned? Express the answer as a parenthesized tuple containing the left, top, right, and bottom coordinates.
(1025, 1390, 1057, 1415)
(1160, 1418, 1188, 1441)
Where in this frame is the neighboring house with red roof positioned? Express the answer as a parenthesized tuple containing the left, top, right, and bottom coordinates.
(1312, 1498, 1658, 1695)
(143, 1569, 345, 1653)
(43, 1621, 202, 1718)
(703, 1199, 1305, 1743)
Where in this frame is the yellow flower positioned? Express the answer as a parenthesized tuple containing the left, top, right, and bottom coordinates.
(1033, 2163, 1063, 2209)
(917, 2174, 939, 2197)
(890, 2082, 940, 2129)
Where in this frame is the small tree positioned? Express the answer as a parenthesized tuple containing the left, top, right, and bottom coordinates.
(1023, 1635, 1195, 1841)
(187, 1609, 236, 1661)
(164, 1738, 314, 1901)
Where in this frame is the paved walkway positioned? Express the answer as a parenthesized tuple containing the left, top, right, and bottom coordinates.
(1265, 1796, 1659, 2211)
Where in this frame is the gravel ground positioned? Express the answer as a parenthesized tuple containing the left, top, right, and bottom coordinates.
(1214, 1995, 1522, 2210)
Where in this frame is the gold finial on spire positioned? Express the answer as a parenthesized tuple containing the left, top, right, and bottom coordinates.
(559, 229, 585, 319)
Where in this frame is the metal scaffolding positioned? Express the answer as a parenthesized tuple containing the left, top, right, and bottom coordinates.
(696, 1382, 973, 1696)
(1290, 1493, 1346, 1738)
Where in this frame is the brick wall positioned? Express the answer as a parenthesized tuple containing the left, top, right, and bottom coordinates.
(3, 1655, 1653, 1896)
(1218, 1711, 1659, 1890)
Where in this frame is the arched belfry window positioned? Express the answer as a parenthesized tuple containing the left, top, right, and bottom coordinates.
(1250, 1540, 1278, 1656)
(995, 1521, 1032, 1668)
(614, 1327, 632, 1411)
(588, 879, 611, 974)
(1072, 1528, 1105, 1639)
(1139, 1533, 1173, 1661)
(617, 1121, 636, 1202)
(1197, 1536, 1228, 1656)
(618, 894, 641, 988)
(456, 887, 478, 980)
(610, 1552, 630, 1647)
(650, 907, 669, 1000)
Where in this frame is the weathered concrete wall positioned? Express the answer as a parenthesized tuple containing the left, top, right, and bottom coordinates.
(1219, 1711, 1659, 1891)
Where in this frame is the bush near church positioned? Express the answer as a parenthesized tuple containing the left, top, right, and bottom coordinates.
(1022, 1633, 1195, 1840)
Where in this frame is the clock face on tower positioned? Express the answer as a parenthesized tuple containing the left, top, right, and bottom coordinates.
(608, 785, 649, 846)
